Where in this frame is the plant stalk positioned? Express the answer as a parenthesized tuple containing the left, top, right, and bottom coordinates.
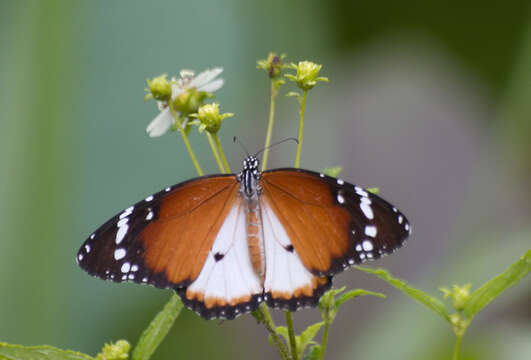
(452, 334, 463, 360)
(214, 133, 231, 173)
(206, 132, 225, 173)
(168, 105, 203, 176)
(262, 80, 279, 171)
(285, 311, 298, 360)
(294, 90, 308, 168)
(252, 303, 290, 360)
(320, 321, 330, 360)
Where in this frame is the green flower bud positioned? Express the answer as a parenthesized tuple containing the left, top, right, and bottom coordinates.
(96, 340, 130, 360)
(146, 74, 171, 101)
(285, 61, 329, 91)
(441, 284, 471, 311)
(191, 103, 234, 134)
(257, 52, 286, 79)
(172, 88, 211, 116)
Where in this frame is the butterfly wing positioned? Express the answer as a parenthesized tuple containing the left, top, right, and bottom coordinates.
(76, 175, 239, 289)
(261, 169, 410, 277)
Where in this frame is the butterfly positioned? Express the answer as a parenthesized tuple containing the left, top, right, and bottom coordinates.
(76, 155, 411, 320)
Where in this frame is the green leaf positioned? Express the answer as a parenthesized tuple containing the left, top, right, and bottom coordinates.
(298, 322, 325, 356)
(322, 166, 343, 178)
(132, 294, 183, 360)
(355, 266, 450, 321)
(464, 249, 531, 319)
(0, 343, 94, 360)
(273, 326, 290, 346)
(304, 345, 321, 360)
(335, 289, 386, 309)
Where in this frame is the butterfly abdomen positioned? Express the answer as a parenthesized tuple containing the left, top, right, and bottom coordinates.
(246, 198, 265, 282)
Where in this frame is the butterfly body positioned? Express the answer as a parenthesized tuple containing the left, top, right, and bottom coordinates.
(77, 156, 411, 319)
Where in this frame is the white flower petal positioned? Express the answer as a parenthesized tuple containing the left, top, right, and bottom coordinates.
(146, 107, 174, 137)
(190, 67, 223, 88)
(170, 83, 185, 100)
(197, 78, 224, 93)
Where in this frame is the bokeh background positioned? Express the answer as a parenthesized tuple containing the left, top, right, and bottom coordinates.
(1, 1, 530, 359)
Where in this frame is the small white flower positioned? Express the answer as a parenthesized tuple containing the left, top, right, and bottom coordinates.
(146, 67, 224, 137)
(146, 107, 174, 137)
(171, 67, 224, 100)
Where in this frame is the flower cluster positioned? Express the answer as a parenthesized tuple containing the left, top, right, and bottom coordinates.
(145, 68, 226, 137)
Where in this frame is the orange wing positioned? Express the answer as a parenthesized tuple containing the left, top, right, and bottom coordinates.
(261, 169, 410, 276)
(77, 175, 239, 288)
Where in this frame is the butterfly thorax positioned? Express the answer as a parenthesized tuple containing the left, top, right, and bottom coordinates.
(237, 155, 261, 200)
(237, 156, 266, 282)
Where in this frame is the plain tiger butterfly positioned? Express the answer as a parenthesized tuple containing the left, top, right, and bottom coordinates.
(76, 155, 411, 319)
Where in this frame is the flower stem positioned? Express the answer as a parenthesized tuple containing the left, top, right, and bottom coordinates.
(214, 133, 231, 173)
(252, 303, 290, 360)
(452, 334, 463, 360)
(168, 105, 203, 176)
(319, 321, 330, 360)
(294, 90, 308, 168)
(285, 311, 298, 360)
(262, 80, 280, 171)
(206, 132, 225, 173)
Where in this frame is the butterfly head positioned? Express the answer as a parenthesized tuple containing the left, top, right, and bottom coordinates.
(239, 155, 261, 199)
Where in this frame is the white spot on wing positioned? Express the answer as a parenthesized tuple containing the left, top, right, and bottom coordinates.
(398, 215, 403, 224)
(165, 187, 171, 192)
(360, 202, 374, 219)
(84, 244, 91, 253)
(337, 194, 345, 204)
(114, 248, 126, 260)
(121, 262, 131, 273)
(145, 195, 154, 202)
(362, 239, 374, 251)
(117, 217, 129, 228)
(131, 264, 139, 272)
(115, 224, 129, 244)
(78, 254, 83, 261)
(355, 186, 369, 197)
(90, 233, 95, 240)
(364, 225, 377, 237)
(146, 211, 154, 220)
(119, 206, 134, 219)
(337, 179, 344, 185)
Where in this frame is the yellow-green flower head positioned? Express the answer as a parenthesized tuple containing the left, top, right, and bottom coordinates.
(441, 283, 471, 311)
(173, 87, 210, 116)
(192, 103, 234, 134)
(286, 61, 329, 91)
(257, 52, 285, 79)
(96, 340, 130, 360)
(146, 74, 172, 101)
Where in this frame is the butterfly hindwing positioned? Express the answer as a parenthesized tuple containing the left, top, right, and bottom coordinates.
(261, 169, 410, 277)
(179, 197, 264, 319)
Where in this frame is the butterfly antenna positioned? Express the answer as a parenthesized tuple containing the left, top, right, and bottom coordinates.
(254, 137, 298, 157)
(233, 136, 250, 156)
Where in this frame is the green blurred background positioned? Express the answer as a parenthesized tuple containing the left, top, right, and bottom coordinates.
(1, 1, 530, 359)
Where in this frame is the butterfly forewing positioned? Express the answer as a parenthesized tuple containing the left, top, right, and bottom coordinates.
(261, 169, 410, 276)
(76, 175, 238, 288)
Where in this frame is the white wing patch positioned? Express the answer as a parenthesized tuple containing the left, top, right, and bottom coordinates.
(261, 200, 323, 307)
(185, 200, 262, 318)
